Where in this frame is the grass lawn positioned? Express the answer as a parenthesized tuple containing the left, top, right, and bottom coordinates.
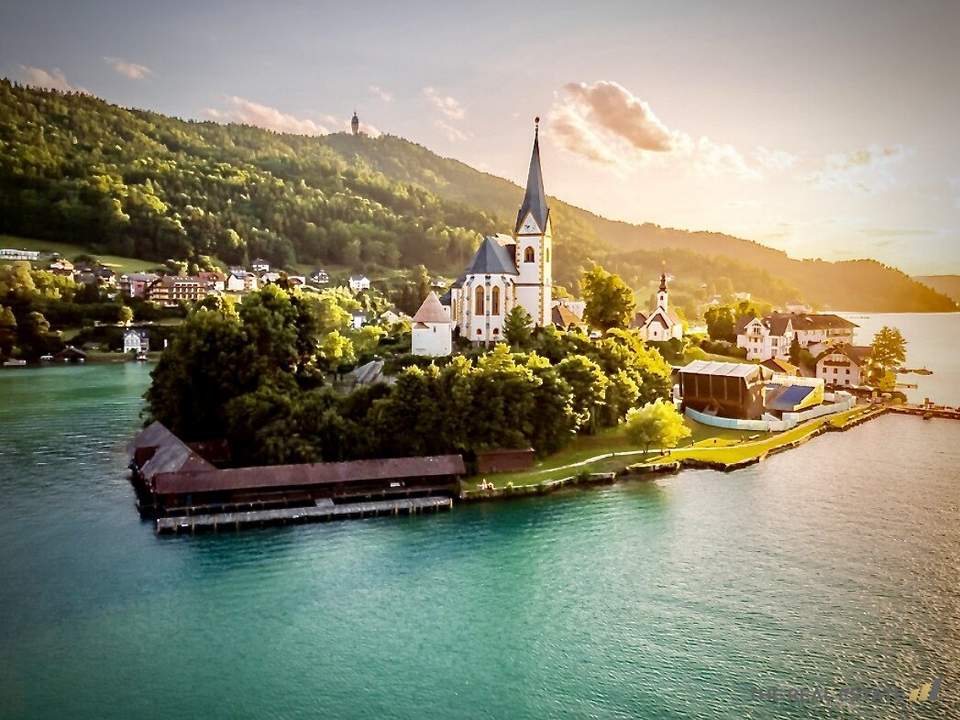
(1, 234, 156, 275)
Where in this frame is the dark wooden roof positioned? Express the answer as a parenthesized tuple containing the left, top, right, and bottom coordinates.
(152, 454, 466, 495)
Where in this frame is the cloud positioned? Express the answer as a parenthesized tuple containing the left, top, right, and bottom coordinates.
(423, 87, 465, 120)
(434, 119, 469, 143)
(103, 56, 152, 80)
(808, 145, 909, 192)
(549, 80, 781, 180)
(18, 65, 86, 93)
(368, 85, 393, 103)
(204, 97, 332, 135)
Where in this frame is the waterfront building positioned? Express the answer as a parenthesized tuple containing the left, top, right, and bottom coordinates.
(634, 272, 683, 342)
(146, 275, 216, 306)
(678, 360, 773, 420)
(123, 329, 150, 354)
(442, 119, 552, 343)
(815, 345, 873, 387)
(736, 314, 795, 361)
(411, 291, 452, 357)
(788, 313, 857, 350)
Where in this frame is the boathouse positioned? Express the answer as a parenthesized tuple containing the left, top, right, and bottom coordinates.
(130, 422, 465, 518)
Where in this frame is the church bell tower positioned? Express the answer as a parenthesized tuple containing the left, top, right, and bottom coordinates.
(513, 117, 552, 326)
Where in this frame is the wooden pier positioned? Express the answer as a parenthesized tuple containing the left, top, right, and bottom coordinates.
(888, 405, 960, 420)
(155, 495, 453, 535)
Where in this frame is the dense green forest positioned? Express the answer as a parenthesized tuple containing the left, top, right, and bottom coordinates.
(0, 79, 954, 311)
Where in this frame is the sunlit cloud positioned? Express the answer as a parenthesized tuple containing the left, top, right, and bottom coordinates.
(423, 87, 465, 120)
(203, 97, 331, 135)
(103, 56, 152, 80)
(549, 80, 780, 180)
(808, 145, 909, 193)
(368, 85, 393, 102)
(18, 65, 86, 93)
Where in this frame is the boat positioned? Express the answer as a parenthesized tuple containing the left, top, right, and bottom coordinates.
(136, 351, 149, 362)
(2, 359, 27, 367)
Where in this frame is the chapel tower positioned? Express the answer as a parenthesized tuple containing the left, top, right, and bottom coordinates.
(513, 117, 552, 326)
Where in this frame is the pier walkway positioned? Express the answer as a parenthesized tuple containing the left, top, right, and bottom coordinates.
(156, 495, 453, 534)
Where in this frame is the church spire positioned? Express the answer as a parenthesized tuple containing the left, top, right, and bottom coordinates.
(515, 116, 548, 234)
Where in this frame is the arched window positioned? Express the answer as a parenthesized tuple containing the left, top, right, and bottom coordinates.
(524, 246, 535, 263)
(546, 248, 550, 262)
(474, 285, 484, 315)
(491, 286, 500, 315)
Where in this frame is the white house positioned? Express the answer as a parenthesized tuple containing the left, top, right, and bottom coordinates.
(634, 273, 683, 342)
(441, 120, 552, 343)
(348, 275, 371, 292)
(310, 269, 330, 285)
(816, 345, 872, 387)
(736, 315, 794, 361)
(350, 311, 368, 329)
(251, 258, 270, 273)
(123, 329, 149, 354)
(411, 292, 453, 357)
(789, 313, 857, 350)
(226, 270, 258, 293)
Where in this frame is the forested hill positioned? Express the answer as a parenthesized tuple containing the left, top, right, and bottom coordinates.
(915, 276, 960, 303)
(0, 79, 954, 311)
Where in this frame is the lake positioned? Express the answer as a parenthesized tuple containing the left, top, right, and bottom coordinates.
(0, 314, 958, 719)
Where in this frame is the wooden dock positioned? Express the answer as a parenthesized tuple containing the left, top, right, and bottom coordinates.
(155, 495, 453, 535)
(889, 405, 960, 420)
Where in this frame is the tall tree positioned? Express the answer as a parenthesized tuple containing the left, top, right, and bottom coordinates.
(580, 265, 636, 332)
(870, 326, 907, 376)
(624, 399, 691, 456)
(503, 305, 533, 349)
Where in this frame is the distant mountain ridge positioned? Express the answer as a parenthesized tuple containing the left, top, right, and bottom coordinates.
(0, 79, 954, 312)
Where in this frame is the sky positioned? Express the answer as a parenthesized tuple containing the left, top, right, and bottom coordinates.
(2, 0, 959, 275)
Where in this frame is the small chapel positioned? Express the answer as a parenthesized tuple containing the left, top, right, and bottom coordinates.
(634, 272, 683, 342)
(439, 118, 553, 344)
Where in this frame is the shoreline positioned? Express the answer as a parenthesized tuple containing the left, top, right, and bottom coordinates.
(459, 405, 893, 503)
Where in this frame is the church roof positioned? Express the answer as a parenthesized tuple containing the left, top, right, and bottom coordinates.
(412, 291, 451, 323)
(514, 122, 549, 234)
(465, 236, 519, 276)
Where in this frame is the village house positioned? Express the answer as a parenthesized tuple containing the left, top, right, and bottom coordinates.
(226, 270, 258, 293)
(309, 269, 330, 285)
(348, 275, 371, 292)
(816, 345, 873, 387)
(633, 273, 683, 342)
(350, 311, 368, 329)
(198, 271, 226, 292)
(120, 273, 159, 298)
(551, 303, 583, 330)
(123, 328, 150, 354)
(251, 258, 271, 273)
(48, 258, 75, 276)
(788, 313, 857, 352)
(411, 292, 453, 357)
(442, 119, 553, 343)
(0, 248, 40, 261)
(736, 314, 794, 361)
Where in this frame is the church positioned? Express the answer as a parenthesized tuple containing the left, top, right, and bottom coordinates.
(633, 272, 683, 342)
(439, 119, 553, 344)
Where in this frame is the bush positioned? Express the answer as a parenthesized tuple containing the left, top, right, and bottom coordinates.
(699, 338, 747, 359)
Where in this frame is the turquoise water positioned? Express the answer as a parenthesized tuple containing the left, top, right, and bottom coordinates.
(1, 361, 959, 718)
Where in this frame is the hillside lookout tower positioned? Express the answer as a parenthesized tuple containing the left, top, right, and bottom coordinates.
(351, 111, 360, 136)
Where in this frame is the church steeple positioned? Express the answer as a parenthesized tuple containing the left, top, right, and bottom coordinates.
(514, 116, 548, 234)
(657, 270, 669, 310)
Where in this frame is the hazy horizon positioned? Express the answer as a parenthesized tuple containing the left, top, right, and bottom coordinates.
(2, 0, 958, 275)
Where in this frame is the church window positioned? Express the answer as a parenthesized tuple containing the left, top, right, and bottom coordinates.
(474, 286, 484, 315)
(524, 246, 535, 263)
(546, 248, 550, 261)
(491, 286, 500, 315)
(493, 328, 499, 335)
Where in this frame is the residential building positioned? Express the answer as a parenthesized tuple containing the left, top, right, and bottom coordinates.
(0, 248, 40, 261)
(120, 273, 159, 298)
(198, 271, 226, 292)
(788, 313, 857, 350)
(411, 292, 453, 357)
(146, 276, 216, 306)
(736, 315, 795, 361)
(348, 275, 371, 292)
(761, 357, 800, 376)
(123, 329, 150, 354)
(551, 303, 583, 330)
(816, 345, 873, 387)
(48, 259, 75, 276)
(634, 272, 683, 342)
(441, 120, 552, 343)
(226, 270, 258, 293)
(350, 311, 368, 329)
(251, 258, 270, 273)
(309, 269, 330, 285)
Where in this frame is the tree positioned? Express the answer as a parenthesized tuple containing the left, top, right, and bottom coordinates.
(870, 326, 907, 376)
(789, 334, 802, 365)
(704, 305, 735, 342)
(503, 305, 533, 349)
(580, 265, 635, 332)
(118, 305, 134, 325)
(0, 305, 17, 356)
(624, 399, 691, 456)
